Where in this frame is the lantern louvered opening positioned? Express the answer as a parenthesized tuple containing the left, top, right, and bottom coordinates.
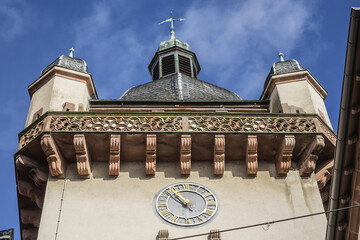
(193, 65, 197, 78)
(179, 55, 191, 77)
(162, 55, 175, 76)
(152, 62, 159, 80)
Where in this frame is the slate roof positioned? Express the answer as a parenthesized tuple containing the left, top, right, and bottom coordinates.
(264, 60, 305, 88)
(40, 55, 88, 76)
(120, 73, 241, 101)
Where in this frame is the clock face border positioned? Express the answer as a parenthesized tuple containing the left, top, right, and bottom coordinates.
(154, 182, 219, 227)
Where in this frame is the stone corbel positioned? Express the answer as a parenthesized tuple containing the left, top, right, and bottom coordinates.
(17, 180, 44, 208)
(15, 155, 47, 188)
(22, 228, 38, 240)
(246, 135, 258, 176)
(209, 230, 221, 240)
(275, 135, 295, 176)
(180, 135, 191, 175)
(315, 158, 334, 189)
(298, 135, 325, 176)
(20, 208, 41, 227)
(73, 134, 91, 177)
(146, 134, 156, 175)
(214, 135, 225, 175)
(109, 134, 121, 176)
(158, 229, 169, 240)
(40, 134, 66, 178)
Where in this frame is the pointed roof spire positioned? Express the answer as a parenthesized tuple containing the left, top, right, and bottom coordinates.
(159, 11, 184, 40)
(69, 47, 75, 58)
(278, 52, 285, 62)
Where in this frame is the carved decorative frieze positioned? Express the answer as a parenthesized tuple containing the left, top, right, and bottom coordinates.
(180, 135, 191, 175)
(158, 229, 169, 240)
(109, 134, 121, 176)
(20, 208, 41, 227)
(15, 155, 47, 188)
(246, 135, 258, 176)
(50, 116, 182, 132)
(73, 134, 91, 177)
(17, 180, 44, 208)
(275, 135, 295, 176)
(40, 134, 66, 178)
(188, 117, 317, 133)
(298, 135, 325, 176)
(146, 135, 156, 175)
(19, 114, 337, 151)
(315, 159, 334, 189)
(214, 135, 225, 175)
(19, 119, 45, 149)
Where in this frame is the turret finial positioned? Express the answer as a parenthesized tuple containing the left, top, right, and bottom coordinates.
(69, 47, 75, 58)
(278, 52, 284, 62)
(159, 12, 184, 40)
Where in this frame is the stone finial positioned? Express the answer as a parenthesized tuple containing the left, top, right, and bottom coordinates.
(214, 135, 225, 175)
(278, 52, 284, 62)
(69, 47, 75, 57)
(180, 135, 191, 175)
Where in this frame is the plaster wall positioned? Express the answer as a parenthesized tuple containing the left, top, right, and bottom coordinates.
(307, 83, 332, 128)
(38, 161, 326, 240)
(25, 79, 54, 127)
(25, 76, 90, 127)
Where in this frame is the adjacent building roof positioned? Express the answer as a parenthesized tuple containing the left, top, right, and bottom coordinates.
(40, 55, 88, 76)
(120, 73, 241, 101)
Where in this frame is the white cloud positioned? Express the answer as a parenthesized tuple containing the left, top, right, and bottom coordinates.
(72, 0, 319, 100)
(178, 0, 318, 99)
(0, 0, 29, 41)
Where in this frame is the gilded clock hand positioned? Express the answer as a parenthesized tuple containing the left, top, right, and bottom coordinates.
(170, 187, 190, 205)
(170, 194, 186, 206)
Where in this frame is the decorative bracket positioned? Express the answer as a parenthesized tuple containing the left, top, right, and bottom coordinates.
(275, 135, 295, 176)
(246, 135, 258, 176)
(214, 135, 225, 175)
(180, 135, 191, 175)
(158, 229, 169, 240)
(17, 180, 44, 208)
(146, 134, 156, 175)
(20, 208, 41, 227)
(15, 155, 47, 188)
(315, 158, 334, 189)
(109, 134, 121, 176)
(298, 135, 325, 176)
(209, 230, 221, 240)
(73, 134, 91, 177)
(40, 134, 66, 178)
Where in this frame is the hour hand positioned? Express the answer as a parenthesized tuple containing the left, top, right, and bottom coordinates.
(170, 187, 190, 205)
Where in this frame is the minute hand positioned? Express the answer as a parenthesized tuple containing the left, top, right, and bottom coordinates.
(170, 187, 190, 205)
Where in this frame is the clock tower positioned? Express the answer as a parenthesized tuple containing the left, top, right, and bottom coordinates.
(15, 15, 335, 240)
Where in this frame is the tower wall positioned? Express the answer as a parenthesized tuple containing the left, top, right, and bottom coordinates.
(25, 68, 95, 127)
(38, 161, 326, 240)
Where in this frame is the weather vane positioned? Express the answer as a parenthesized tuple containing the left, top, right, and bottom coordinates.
(159, 11, 184, 40)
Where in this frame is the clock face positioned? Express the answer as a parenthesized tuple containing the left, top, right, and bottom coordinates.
(155, 182, 218, 226)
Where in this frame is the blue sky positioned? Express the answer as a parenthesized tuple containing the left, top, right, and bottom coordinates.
(0, 0, 358, 239)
